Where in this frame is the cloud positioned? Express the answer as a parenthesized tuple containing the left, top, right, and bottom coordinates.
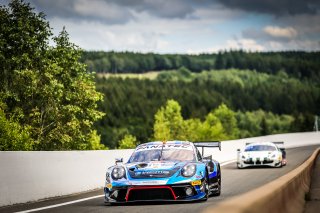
(27, 0, 222, 24)
(29, 0, 133, 24)
(266, 40, 320, 51)
(263, 26, 297, 39)
(216, 0, 320, 16)
(4, 0, 319, 52)
(242, 26, 297, 43)
(226, 39, 265, 51)
(241, 24, 320, 52)
(113, 0, 195, 19)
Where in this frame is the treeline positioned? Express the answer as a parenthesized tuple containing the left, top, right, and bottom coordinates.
(81, 51, 320, 80)
(81, 51, 214, 73)
(153, 100, 293, 142)
(95, 69, 319, 148)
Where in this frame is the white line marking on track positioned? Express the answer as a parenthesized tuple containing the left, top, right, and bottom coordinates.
(16, 195, 104, 213)
(221, 159, 236, 166)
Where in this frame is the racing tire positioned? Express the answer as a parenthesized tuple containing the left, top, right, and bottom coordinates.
(212, 176, 221, 196)
(202, 175, 209, 201)
(273, 162, 282, 168)
(237, 163, 242, 169)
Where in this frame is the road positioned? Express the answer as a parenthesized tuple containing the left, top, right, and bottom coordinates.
(1, 145, 319, 213)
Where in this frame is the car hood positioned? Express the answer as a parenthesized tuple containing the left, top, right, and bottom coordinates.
(125, 161, 187, 179)
(126, 161, 186, 170)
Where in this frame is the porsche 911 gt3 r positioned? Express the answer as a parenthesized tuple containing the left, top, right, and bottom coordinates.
(237, 142, 286, 168)
(104, 141, 221, 203)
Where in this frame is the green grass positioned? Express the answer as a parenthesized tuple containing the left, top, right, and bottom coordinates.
(96, 71, 160, 80)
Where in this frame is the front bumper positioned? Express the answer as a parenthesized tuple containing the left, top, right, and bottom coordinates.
(237, 157, 282, 168)
(104, 181, 207, 203)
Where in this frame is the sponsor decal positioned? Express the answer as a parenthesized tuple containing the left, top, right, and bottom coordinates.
(191, 180, 202, 186)
(106, 183, 112, 189)
(135, 170, 170, 176)
(129, 180, 167, 185)
(136, 144, 192, 151)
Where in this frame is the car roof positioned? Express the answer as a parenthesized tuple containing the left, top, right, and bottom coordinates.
(140, 140, 192, 146)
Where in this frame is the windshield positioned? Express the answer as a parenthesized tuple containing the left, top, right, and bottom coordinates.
(128, 149, 195, 163)
(245, 145, 276, 152)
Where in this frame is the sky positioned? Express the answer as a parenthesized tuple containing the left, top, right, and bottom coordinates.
(3, 0, 320, 53)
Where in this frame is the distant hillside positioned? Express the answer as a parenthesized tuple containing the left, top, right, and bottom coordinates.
(81, 50, 320, 81)
(95, 69, 319, 148)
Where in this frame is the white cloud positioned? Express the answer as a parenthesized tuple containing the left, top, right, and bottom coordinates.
(39, 0, 319, 53)
(263, 39, 320, 51)
(48, 6, 233, 53)
(263, 26, 297, 39)
(268, 41, 283, 50)
(225, 39, 265, 51)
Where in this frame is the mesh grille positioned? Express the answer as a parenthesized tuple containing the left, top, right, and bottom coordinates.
(127, 187, 175, 201)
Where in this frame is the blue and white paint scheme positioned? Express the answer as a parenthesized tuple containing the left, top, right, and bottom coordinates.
(104, 140, 221, 203)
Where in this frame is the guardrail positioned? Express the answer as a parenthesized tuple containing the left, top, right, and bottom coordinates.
(0, 132, 319, 207)
(203, 148, 320, 213)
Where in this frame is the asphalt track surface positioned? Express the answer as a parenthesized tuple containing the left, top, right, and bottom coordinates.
(1, 145, 319, 213)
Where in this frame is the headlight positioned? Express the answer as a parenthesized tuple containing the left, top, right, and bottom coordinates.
(271, 154, 276, 158)
(111, 166, 125, 180)
(182, 164, 196, 177)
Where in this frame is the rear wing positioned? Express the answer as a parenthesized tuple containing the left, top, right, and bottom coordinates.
(193, 141, 221, 156)
(272, 141, 285, 150)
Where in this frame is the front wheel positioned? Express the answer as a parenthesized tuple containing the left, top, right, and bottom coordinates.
(212, 176, 221, 196)
(201, 176, 209, 201)
(237, 162, 242, 169)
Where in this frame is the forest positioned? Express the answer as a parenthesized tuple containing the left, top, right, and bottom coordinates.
(81, 51, 320, 81)
(82, 50, 320, 149)
(95, 68, 319, 149)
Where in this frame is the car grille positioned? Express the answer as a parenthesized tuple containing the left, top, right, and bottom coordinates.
(126, 186, 177, 201)
(244, 158, 274, 165)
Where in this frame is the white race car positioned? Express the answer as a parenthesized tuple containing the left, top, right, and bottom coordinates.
(237, 142, 286, 169)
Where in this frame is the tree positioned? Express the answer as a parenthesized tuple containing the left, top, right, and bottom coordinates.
(118, 134, 137, 149)
(199, 112, 227, 141)
(180, 118, 202, 141)
(153, 100, 184, 141)
(213, 104, 239, 139)
(0, 106, 33, 151)
(0, 0, 105, 150)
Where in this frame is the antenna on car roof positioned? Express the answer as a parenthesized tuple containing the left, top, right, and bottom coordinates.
(158, 140, 167, 161)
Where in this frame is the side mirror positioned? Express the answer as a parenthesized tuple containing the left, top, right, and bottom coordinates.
(203, 155, 212, 161)
(207, 161, 214, 173)
(115, 158, 123, 164)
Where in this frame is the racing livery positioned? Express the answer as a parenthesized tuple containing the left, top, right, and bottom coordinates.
(237, 142, 286, 168)
(104, 141, 221, 203)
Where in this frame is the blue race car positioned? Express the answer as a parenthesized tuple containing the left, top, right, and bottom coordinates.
(104, 140, 221, 203)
